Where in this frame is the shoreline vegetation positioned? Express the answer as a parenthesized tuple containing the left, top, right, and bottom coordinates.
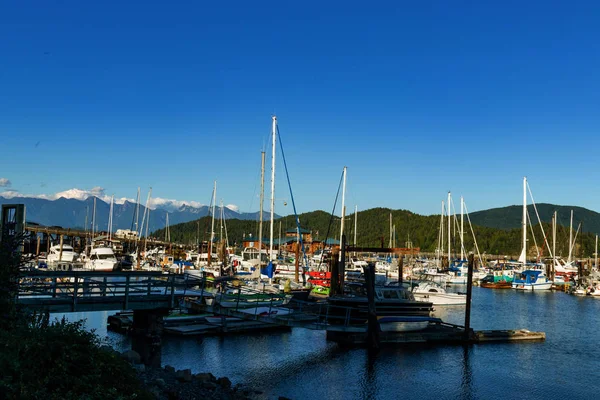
(0, 235, 265, 400)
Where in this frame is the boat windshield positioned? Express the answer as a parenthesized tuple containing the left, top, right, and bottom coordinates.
(97, 254, 116, 260)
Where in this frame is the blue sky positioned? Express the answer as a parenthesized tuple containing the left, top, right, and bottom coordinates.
(1, 1, 600, 215)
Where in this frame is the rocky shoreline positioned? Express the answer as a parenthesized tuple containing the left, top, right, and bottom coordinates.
(119, 349, 278, 400)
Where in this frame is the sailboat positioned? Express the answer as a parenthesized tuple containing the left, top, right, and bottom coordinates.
(511, 177, 552, 290)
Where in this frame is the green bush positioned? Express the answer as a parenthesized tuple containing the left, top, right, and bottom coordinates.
(0, 317, 153, 400)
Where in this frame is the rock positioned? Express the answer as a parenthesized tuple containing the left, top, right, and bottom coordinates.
(133, 363, 146, 373)
(121, 350, 141, 364)
(202, 381, 218, 390)
(176, 368, 193, 382)
(195, 372, 216, 383)
(99, 345, 118, 355)
(154, 378, 166, 389)
(164, 365, 176, 374)
(217, 376, 232, 389)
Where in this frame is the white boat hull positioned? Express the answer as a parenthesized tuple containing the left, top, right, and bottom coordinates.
(413, 292, 466, 305)
(512, 282, 553, 290)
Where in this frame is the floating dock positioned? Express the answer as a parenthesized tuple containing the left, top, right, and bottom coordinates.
(326, 322, 545, 346)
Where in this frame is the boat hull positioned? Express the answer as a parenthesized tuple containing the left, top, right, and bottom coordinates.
(377, 316, 436, 332)
(512, 282, 553, 290)
(412, 292, 466, 305)
(481, 281, 513, 289)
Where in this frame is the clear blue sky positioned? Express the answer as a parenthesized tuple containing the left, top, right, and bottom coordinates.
(1, 1, 600, 215)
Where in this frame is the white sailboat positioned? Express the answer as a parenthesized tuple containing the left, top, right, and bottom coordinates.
(512, 177, 552, 290)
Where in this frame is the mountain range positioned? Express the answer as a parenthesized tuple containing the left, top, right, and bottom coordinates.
(0, 195, 276, 234)
(3, 195, 600, 251)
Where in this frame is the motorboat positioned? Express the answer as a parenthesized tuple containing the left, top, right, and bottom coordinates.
(47, 244, 78, 264)
(84, 247, 118, 271)
(512, 270, 552, 291)
(411, 281, 466, 305)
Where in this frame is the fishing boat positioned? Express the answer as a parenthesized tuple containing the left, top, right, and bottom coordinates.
(411, 281, 466, 305)
(480, 274, 513, 289)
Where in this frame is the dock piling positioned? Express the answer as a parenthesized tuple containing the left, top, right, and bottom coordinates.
(464, 253, 474, 341)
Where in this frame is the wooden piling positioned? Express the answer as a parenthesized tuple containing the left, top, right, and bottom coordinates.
(464, 254, 474, 341)
(398, 256, 404, 284)
(330, 249, 340, 296)
(364, 263, 380, 350)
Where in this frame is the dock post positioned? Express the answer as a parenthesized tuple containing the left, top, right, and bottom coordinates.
(330, 248, 340, 296)
(464, 253, 475, 341)
(364, 263, 380, 350)
(398, 256, 404, 284)
(131, 309, 167, 367)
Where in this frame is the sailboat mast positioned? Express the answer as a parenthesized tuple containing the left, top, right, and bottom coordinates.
(165, 213, 169, 242)
(447, 192, 451, 262)
(595, 234, 598, 272)
(209, 181, 217, 266)
(220, 200, 224, 243)
(134, 187, 140, 233)
(439, 200, 444, 265)
(568, 210, 574, 263)
(108, 195, 114, 242)
(389, 212, 392, 248)
(269, 116, 277, 261)
(354, 205, 358, 247)
(339, 166, 347, 261)
(91, 197, 96, 241)
(258, 151, 265, 262)
(553, 211, 557, 274)
(522, 177, 527, 262)
(460, 196, 464, 260)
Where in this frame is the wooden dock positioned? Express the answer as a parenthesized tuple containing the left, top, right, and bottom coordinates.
(326, 322, 545, 346)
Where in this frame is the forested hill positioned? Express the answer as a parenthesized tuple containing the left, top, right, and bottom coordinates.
(153, 206, 599, 258)
(469, 204, 600, 234)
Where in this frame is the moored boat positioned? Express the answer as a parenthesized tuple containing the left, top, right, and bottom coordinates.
(512, 270, 553, 291)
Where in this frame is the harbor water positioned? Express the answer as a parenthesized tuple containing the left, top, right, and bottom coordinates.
(57, 287, 600, 400)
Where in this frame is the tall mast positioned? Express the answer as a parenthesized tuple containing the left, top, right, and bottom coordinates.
(339, 166, 347, 261)
(447, 191, 451, 262)
(108, 194, 114, 242)
(269, 116, 277, 261)
(439, 200, 444, 265)
(165, 213, 170, 242)
(552, 211, 557, 276)
(354, 205, 358, 247)
(568, 210, 574, 263)
(389, 212, 393, 248)
(258, 151, 265, 262)
(220, 200, 224, 243)
(91, 197, 96, 241)
(520, 177, 527, 263)
(134, 187, 140, 233)
(595, 234, 598, 272)
(460, 196, 464, 260)
(209, 181, 217, 266)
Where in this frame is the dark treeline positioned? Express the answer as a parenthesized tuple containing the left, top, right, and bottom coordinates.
(153, 207, 599, 258)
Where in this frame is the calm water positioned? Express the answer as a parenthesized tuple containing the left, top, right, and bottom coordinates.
(56, 287, 600, 400)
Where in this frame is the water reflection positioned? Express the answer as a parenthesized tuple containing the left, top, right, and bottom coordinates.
(360, 348, 378, 400)
(460, 346, 474, 400)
